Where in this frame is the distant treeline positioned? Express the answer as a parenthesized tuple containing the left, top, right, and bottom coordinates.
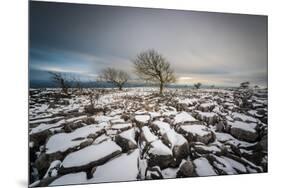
(29, 80, 231, 89)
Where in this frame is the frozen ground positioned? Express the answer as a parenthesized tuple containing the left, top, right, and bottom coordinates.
(29, 87, 268, 187)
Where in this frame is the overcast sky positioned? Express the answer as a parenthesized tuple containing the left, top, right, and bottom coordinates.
(29, 1, 268, 87)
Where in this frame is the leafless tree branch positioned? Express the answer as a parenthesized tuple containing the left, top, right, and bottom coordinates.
(98, 68, 130, 90)
(132, 49, 176, 94)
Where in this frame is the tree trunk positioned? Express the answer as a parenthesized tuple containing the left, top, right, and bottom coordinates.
(159, 82, 163, 95)
(118, 85, 122, 91)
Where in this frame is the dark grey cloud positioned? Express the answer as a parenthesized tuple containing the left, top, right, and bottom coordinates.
(29, 1, 267, 87)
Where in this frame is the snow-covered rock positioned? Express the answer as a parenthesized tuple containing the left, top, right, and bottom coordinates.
(177, 98, 198, 111)
(29, 119, 66, 136)
(193, 157, 217, 176)
(111, 123, 132, 132)
(192, 143, 221, 156)
(28, 87, 268, 186)
(145, 166, 164, 179)
(209, 155, 247, 174)
(43, 160, 61, 179)
(140, 126, 158, 144)
(178, 124, 215, 144)
(173, 112, 197, 124)
(29, 116, 64, 126)
(178, 98, 198, 106)
(91, 149, 139, 183)
(162, 130, 189, 165)
(60, 140, 122, 174)
(228, 121, 258, 142)
(49, 172, 88, 186)
(198, 102, 216, 112)
(45, 124, 104, 155)
(162, 167, 178, 179)
(115, 128, 137, 152)
(94, 115, 120, 124)
(151, 120, 171, 135)
(134, 114, 151, 126)
(29, 119, 66, 147)
(231, 112, 258, 123)
(195, 111, 219, 125)
(146, 140, 173, 169)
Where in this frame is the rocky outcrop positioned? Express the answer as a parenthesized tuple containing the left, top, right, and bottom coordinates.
(145, 166, 163, 179)
(178, 124, 215, 144)
(59, 140, 122, 175)
(191, 143, 222, 157)
(228, 121, 259, 142)
(115, 128, 137, 152)
(28, 87, 268, 186)
(161, 130, 189, 166)
(197, 102, 216, 112)
(194, 111, 219, 125)
(146, 140, 173, 169)
(134, 114, 151, 127)
(177, 160, 196, 177)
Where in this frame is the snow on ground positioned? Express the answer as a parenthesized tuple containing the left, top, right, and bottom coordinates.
(178, 98, 198, 106)
(164, 129, 187, 147)
(29, 116, 64, 125)
(228, 121, 257, 133)
(231, 112, 258, 123)
(93, 134, 111, 144)
(111, 123, 132, 130)
(149, 112, 162, 118)
(211, 155, 238, 175)
(193, 157, 217, 176)
(43, 160, 61, 178)
(119, 128, 137, 145)
(148, 140, 173, 156)
(61, 140, 122, 168)
(199, 102, 216, 109)
(29, 87, 267, 186)
(45, 124, 103, 154)
(50, 172, 88, 186)
(93, 115, 120, 123)
(220, 156, 247, 173)
(152, 120, 171, 135)
(215, 132, 257, 148)
(29, 119, 66, 135)
(65, 115, 88, 123)
(196, 111, 217, 118)
(91, 149, 139, 183)
(193, 144, 221, 154)
(135, 114, 150, 123)
(174, 111, 197, 124)
(142, 126, 158, 143)
(161, 168, 178, 178)
(180, 124, 211, 137)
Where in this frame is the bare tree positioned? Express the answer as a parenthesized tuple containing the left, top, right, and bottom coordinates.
(194, 82, 202, 89)
(49, 72, 70, 95)
(98, 68, 129, 90)
(132, 49, 176, 95)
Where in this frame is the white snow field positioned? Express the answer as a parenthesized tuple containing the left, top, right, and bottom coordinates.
(29, 87, 268, 186)
(61, 140, 122, 169)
